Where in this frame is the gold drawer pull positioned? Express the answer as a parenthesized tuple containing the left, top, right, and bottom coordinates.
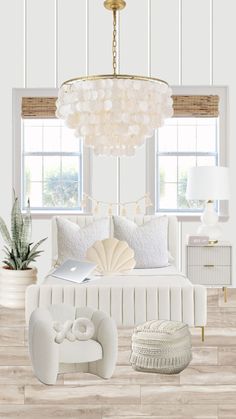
(203, 264, 214, 268)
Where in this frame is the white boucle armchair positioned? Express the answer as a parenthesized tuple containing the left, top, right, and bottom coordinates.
(29, 304, 118, 385)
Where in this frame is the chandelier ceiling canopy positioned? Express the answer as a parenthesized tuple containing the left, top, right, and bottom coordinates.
(56, 0, 173, 157)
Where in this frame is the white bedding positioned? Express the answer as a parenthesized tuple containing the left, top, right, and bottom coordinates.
(43, 265, 191, 287)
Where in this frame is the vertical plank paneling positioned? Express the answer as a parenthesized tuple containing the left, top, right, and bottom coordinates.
(0, 0, 24, 261)
(26, 0, 56, 278)
(120, 149, 146, 212)
(57, 0, 87, 86)
(92, 154, 118, 210)
(88, 0, 112, 74)
(213, 0, 236, 286)
(181, 0, 211, 269)
(182, 0, 211, 84)
(89, 0, 118, 210)
(119, 0, 149, 205)
(26, 0, 56, 87)
(119, 0, 149, 75)
(151, 0, 180, 85)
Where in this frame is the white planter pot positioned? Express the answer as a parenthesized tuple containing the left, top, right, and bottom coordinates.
(0, 267, 37, 309)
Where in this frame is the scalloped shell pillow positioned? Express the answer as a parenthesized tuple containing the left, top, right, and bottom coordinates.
(113, 216, 168, 268)
(86, 238, 136, 275)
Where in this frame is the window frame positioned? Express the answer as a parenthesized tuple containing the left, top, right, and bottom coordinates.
(156, 117, 219, 213)
(13, 88, 92, 217)
(146, 86, 229, 221)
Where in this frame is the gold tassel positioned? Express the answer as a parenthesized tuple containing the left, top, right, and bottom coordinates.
(136, 203, 141, 214)
(93, 202, 99, 215)
(108, 204, 113, 216)
(145, 194, 153, 207)
(121, 205, 127, 216)
(81, 195, 87, 209)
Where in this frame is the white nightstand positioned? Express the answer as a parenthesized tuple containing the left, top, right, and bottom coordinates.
(186, 241, 232, 302)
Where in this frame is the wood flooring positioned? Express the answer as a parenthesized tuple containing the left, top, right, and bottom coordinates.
(0, 288, 236, 418)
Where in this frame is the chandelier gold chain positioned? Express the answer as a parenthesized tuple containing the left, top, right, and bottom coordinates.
(112, 10, 118, 75)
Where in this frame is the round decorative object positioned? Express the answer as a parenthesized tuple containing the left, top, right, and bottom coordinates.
(56, 76, 173, 157)
(0, 267, 37, 309)
(72, 317, 95, 341)
(104, 0, 126, 11)
(130, 320, 192, 374)
(86, 238, 136, 275)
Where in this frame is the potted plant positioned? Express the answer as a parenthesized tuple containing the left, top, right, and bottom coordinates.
(0, 196, 47, 308)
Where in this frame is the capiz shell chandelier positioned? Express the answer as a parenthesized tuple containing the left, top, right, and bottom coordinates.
(56, 0, 173, 157)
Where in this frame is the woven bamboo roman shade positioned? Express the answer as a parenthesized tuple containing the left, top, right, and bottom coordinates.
(21, 95, 219, 119)
(172, 95, 219, 117)
(21, 97, 57, 119)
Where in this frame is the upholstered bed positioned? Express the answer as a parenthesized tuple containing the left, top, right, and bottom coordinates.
(25, 215, 207, 333)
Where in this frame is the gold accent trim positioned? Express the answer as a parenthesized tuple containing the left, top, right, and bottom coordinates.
(201, 326, 205, 342)
(61, 73, 169, 88)
(112, 9, 118, 75)
(208, 240, 218, 245)
(196, 326, 205, 342)
(104, 0, 126, 11)
(222, 286, 228, 303)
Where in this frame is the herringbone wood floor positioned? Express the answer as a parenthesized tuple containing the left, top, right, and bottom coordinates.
(0, 288, 236, 419)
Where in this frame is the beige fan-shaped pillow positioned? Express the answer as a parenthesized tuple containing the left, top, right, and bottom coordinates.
(86, 238, 136, 275)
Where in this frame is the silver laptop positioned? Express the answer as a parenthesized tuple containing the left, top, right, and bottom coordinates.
(51, 259, 97, 284)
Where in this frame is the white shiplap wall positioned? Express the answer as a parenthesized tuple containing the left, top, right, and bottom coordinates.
(0, 0, 235, 282)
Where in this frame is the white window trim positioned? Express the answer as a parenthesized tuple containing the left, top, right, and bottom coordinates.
(13, 88, 93, 218)
(146, 86, 229, 222)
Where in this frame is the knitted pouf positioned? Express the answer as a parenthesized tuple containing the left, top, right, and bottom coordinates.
(130, 320, 192, 374)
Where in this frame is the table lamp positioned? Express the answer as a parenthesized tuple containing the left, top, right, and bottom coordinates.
(186, 166, 230, 243)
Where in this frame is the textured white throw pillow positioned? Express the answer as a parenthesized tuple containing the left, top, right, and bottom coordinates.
(113, 216, 168, 268)
(56, 217, 110, 265)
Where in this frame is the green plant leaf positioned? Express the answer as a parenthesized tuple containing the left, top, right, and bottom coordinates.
(21, 198, 32, 245)
(3, 257, 17, 269)
(0, 217, 12, 247)
(1, 194, 47, 270)
(11, 197, 23, 253)
(28, 238, 47, 256)
(2, 260, 14, 269)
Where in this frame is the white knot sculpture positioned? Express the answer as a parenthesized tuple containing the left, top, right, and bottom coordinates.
(53, 318, 95, 344)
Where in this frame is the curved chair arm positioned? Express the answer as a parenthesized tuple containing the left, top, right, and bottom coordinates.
(29, 308, 59, 385)
(89, 311, 118, 379)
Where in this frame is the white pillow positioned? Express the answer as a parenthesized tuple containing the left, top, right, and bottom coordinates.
(56, 217, 110, 265)
(113, 216, 169, 268)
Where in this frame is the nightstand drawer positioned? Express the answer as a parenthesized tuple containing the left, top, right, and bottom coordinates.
(187, 246, 231, 266)
(188, 266, 231, 285)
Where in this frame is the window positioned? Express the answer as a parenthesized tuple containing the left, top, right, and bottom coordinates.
(14, 89, 91, 214)
(22, 118, 83, 211)
(156, 116, 218, 212)
(146, 86, 228, 217)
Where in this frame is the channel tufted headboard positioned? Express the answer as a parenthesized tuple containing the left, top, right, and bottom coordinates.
(51, 215, 179, 268)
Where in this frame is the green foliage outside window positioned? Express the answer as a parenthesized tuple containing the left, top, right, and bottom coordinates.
(25, 169, 80, 209)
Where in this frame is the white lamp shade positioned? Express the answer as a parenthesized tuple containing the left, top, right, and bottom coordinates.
(186, 166, 230, 200)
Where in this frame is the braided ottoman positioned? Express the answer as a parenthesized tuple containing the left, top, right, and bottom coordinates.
(130, 320, 192, 374)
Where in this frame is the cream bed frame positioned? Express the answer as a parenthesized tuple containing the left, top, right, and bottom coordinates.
(26, 215, 207, 340)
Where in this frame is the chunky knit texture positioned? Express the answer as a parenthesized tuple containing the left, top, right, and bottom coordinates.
(113, 216, 168, 268)
(130, 319, 192, 374)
